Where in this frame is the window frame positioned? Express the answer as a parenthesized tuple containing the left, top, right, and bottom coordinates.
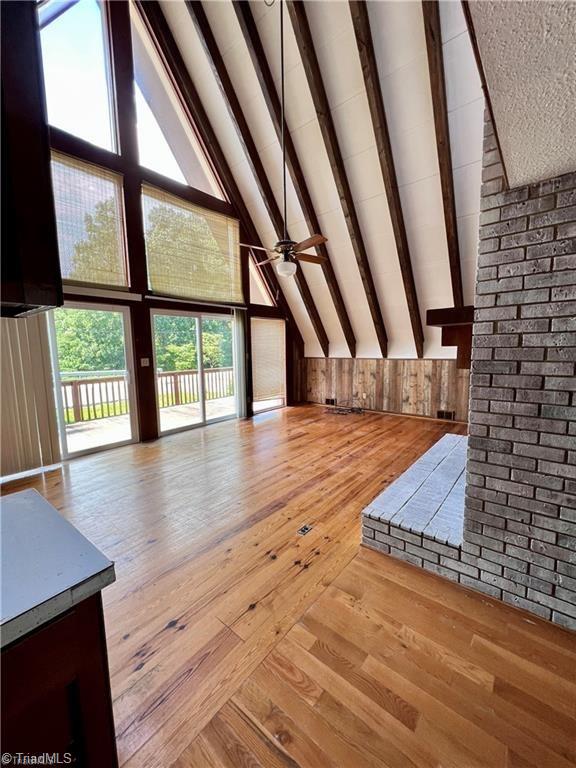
(35, 0, 290, 439)
(50, 150, 131, 291)
(41, 0, 242, 303)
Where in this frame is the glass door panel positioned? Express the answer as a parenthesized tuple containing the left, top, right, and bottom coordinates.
(152, 312, 204, 433)
(51, 305, 137, 456)
(201, 317, 236, 422)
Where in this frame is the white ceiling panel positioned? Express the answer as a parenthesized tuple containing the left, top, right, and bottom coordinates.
(159, 0, 486, 360)
(440, 1, 483, 307)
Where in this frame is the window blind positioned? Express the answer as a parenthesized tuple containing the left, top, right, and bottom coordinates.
(251, 318, 286, 402)
(142, 185, 243, 304)
(51, 153, 128, 287)
(1, 314, 61, 476)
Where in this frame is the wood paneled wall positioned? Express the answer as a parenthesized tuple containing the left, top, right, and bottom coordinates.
(302, 358, 470, 422)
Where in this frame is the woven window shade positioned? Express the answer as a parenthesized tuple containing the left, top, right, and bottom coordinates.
(51, 153, 128, 286)
(251, 318, 286, 402)
(142, 186, 243, 304)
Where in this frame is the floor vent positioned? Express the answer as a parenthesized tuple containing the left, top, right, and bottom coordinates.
(297, 524, 313, 536)
(437, 410, 456, 421)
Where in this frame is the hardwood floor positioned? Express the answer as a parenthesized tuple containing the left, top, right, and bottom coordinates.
(184, 547, 576, 768)
(3, 406, 574, 767)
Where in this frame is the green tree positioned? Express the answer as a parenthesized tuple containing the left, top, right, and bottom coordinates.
(61, 199, 234, 374)
(54, 308, 125, 373)
(70, 199, 124, 285)
(145, 203, 231, 298)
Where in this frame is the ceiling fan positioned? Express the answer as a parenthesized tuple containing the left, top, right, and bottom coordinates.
(239, 0, 327, 278)
(241, 235, 327, 277)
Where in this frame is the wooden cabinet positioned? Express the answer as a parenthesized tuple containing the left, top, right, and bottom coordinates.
(1, 1, 63, 317)
(2, 594, 118, 766)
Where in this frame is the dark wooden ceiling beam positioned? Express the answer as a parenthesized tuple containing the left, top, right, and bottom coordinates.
(134, 0, 304, 351)
(287, 0, 388, 358)
(233, 0, 356, 358)
(186, 0, 329, 357)
(349, 1, 424, 359)
(422, 0, 464, 308)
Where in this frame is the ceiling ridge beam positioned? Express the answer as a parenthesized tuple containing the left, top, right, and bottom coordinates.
(287, 0, 388, 358)
(349, 1, 424, 359)
(422, 0, 464, 308)
(186, 0, 329, 357)
(134, 0, 304, 351)
(233, 0, 357, 358)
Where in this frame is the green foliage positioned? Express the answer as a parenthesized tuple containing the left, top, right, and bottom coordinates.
(54, 308, 125, 373)
(153, 315, 232, 372)
(144, 203, 231, 298)
(70, 199, 124, 285)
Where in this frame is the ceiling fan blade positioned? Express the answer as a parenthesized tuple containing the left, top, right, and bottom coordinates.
(295, 252, 327, 264)
(254, 255, 279, 266)
(240, 243, 275, 253)
(293, 234, 327, 252)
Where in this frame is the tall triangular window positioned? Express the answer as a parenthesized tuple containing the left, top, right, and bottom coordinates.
(134, 84, 186, 185)
(38, 0, 116, 151)
(129, 7, 223, 198)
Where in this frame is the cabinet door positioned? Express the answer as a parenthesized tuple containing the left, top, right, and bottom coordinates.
(1, 594, 118, 767)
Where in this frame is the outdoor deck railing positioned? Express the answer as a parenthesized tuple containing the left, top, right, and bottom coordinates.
(61, 368, 234, 425)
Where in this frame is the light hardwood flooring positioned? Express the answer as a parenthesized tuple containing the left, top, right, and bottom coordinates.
(4, 406, 575, 768)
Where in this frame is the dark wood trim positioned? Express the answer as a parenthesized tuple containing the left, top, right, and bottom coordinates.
(134, 0, 304, 353)
(49, 128, 125, 171)
(49, 128, 237, 219)
(233, 0, 356, 358)
(106, 0, 138, 165)
(248, 304, 284, 319)
(422, 0, 464, 308)
(349, 1, 424, 358)
(427, 305, 474, 370)
(185, 1, 329, 357)
(106, 1, 155, 433)
(243, 312, 254, 418)
(461, 0, 509, 190)
(287, 0, 388, 357)
(441, 325, 472, 370)
(63, 291, 241, 317)
(427, 305, 474, 327)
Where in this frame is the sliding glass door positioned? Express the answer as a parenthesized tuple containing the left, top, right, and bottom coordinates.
(50, 303, 138, 457)
(152, 310, 237, 434)
(202, 316, 236, 421)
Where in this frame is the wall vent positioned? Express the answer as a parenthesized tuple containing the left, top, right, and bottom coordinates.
(437, 410, 456, 421)
(325, 398, 336, 406)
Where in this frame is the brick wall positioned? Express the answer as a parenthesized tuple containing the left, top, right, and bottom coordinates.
(464, 114, 576, 629)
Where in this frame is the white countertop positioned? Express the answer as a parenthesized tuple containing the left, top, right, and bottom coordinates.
(1, 489, 115, 647)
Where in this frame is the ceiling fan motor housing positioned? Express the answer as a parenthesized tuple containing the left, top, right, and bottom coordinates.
(274, 239, 297, 255)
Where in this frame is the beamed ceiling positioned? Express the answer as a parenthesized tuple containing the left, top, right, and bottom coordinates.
(158, 0, 485, 358)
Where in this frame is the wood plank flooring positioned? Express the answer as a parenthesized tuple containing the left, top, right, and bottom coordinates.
(3, 406, 574, 767)
(184, 547, 576, 768)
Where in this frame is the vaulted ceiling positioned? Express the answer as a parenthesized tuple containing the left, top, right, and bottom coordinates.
(159, 0, 484, 358)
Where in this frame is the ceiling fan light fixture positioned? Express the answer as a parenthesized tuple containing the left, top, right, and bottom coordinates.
(276, 259, 297, 278)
